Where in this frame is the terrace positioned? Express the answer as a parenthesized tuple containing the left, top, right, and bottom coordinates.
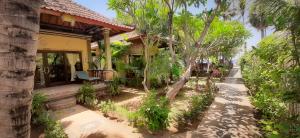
(35, 83, 108, 110)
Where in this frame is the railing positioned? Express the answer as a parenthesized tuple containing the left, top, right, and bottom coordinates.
(88, 69, 104, 81)
(88, 69, 114, 81)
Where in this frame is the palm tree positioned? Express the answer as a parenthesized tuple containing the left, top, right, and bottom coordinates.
(0, 0, 42, 137)
(249, 1, 269, 39)
(239, 0, 246, 23)
(252, 0, 300, 66)
(239, 0, 247, 53)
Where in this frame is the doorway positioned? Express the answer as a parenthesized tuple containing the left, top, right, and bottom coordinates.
(34, 51, 82, 88)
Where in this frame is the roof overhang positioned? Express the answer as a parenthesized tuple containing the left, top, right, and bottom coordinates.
(41, 8, 134, 33)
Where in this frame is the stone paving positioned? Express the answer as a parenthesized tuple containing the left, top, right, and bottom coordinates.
(174, 67, 261, 138)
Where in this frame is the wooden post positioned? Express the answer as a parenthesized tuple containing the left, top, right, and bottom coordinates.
(86, 38, 92, 69)
(103, 28, 112, 70)
(102, 28, 113, 80)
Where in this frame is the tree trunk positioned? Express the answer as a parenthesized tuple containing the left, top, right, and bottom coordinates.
(167, 11, 176, 63)
(260, 29, 265, 39)
(141, 37, 150, 92)
(164, 0, 176, 63)
(291, 30, 300, 67)
(166, 63, 192, 99)
(166, 1, 221, 100)
(0, 0, 41, 137)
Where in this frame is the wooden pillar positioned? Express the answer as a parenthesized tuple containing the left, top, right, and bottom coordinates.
(103, 28, 112, 70)
(94, 42, 100, 69)
(102, 28, 113, 80)
(86, 38, 92, 69)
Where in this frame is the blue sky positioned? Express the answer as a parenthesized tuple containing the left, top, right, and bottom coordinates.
(74, 0, 272, 52)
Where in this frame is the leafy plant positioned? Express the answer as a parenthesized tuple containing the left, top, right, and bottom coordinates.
(99, 100, 116, 115)
(175, 93, 214, 129)
(31, 93, 67, 138)
(138, 92, 170, 132)
(77, 83, 98, 108)
(149, 51, 172, 86)
(252, 92, 286, 119)
(241, 32, 300, 137)
(32, 92, 47, 125)
(45, 119, 67, 138)
(171, 62, 184, 79)
(109, 77, 121, 96)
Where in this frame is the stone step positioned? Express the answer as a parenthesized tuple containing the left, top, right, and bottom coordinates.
(47, 97, 77, 111)
(36, 83, 108, 102)
(35, 83, 109, 111)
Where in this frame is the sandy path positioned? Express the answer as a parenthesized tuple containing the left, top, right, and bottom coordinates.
(53, 105, 143, 138)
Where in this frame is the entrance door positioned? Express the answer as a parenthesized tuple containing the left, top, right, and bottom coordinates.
(34, 51, 82, 88)
(46, 53, 69, 86)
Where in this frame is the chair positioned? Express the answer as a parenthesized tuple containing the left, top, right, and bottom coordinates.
(75, 71, 100, 83)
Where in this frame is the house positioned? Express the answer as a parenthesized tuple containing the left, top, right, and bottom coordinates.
(91, 31, 172, 80)
(34, 0, 133, 88)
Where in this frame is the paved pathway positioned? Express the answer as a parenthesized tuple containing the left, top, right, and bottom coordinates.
(175, 66, 261, 138)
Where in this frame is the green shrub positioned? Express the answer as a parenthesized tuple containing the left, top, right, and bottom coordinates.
(260, 117, 300, 138)
(128, 111, 145, 128)
(149, 78, 164, 88)
(138, 92, 170, 132)
(32, 92, 47, 125)
(31, 93, 67, 138)
(240, 33, 300, 137)
(252, 92, 286, 119)
(171, 62, 183, 79)
(32, 93, 47, 114)
(77, 83, 98, 107)
(99, 100, 116, 115)
(45, 119, 67, 138)
(109, 77, 121, 96)
(175, 93, 214, 129)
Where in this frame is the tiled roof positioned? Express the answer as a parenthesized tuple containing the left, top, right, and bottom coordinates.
(42, 0, 133, 30)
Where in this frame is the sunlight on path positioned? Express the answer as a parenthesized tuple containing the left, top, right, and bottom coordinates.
(174, 67, 261, 138)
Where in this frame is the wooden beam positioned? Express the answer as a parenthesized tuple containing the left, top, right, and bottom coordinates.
(40, 29, 92, 39)
(40, 23, 87, 35)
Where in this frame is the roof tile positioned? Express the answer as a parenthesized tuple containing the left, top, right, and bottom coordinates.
(42, 0, 133, 30)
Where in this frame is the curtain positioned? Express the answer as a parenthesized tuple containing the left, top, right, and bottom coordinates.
(66, 53, 79, 81)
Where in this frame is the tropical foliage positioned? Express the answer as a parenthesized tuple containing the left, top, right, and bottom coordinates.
(175, 92, 214, 129)
(109, 77, 121, 96)
(76, 83, 98, 108)
(137, 92, 170, 132)
(240, 32, 300, 137)
(31, 93, 67, 138)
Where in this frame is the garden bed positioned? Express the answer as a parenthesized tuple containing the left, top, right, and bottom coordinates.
(94, 77, 217, 136)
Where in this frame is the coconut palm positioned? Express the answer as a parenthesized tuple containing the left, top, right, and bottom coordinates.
(239, 0, 247, 53)
(249, 1, 269, 39)
(0, 0, 42, 137)
(239, 0, 246, 24)
(252, 0, 300, 66)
